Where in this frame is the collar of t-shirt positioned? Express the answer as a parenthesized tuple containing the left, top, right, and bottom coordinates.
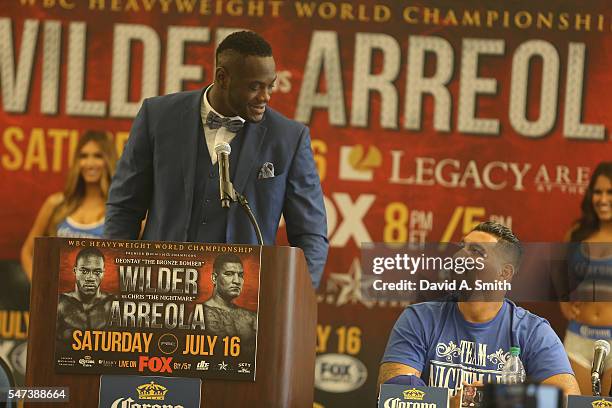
(200, 84, 245, 165)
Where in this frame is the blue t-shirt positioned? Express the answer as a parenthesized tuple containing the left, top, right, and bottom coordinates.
(382, 300, 573, 395)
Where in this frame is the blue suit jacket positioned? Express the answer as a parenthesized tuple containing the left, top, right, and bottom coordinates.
(104, 89, 328, 287)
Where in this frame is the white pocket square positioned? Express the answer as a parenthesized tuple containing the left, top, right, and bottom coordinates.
(258, 162, 275, 179)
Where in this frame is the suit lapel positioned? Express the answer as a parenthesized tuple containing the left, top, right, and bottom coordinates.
(180, 89, 206, 235)
(232, 119, 267, 195)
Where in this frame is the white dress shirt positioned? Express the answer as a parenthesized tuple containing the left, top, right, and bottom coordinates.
(200, 85, 245, 165)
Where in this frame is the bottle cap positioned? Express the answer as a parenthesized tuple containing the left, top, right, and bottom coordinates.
(510, 346, 520, 356)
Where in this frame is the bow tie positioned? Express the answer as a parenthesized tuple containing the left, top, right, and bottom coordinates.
(205, 111, 244, 133)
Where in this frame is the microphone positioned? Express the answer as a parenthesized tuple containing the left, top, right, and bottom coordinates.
(213, 142, 263, 244)
(591, 339, 610, 396)
(214, 142, 235, 208)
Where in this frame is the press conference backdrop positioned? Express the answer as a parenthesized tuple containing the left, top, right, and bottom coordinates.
(0, 1, 610, 406)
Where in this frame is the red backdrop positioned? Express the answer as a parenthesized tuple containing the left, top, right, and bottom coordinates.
(1, 1, 610, 406)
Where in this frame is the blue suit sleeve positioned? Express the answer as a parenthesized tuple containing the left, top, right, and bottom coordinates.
(382, 307, 429, 373)
(104, 99, 153, 239)
(283, 126, 329, 289)
(522, 320, 574, 381)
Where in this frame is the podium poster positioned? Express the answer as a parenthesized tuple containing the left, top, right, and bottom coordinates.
(53, 238, 261, 381)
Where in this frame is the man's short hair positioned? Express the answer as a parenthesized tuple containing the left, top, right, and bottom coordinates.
(215, 31, 272, 65)
(473, 221, 522, 269)
(212, 253, 243, 277)
(74, 247, 105, 267)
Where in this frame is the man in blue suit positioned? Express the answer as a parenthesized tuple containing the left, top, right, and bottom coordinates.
(104, 31, 328, 288)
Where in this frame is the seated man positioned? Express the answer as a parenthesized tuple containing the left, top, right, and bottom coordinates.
(378, 221, 580, 398)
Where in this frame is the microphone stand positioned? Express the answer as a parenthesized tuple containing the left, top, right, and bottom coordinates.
(220, 185, 264, 245)
(592, 373, 601, 397)
(234, 190, 264, 245)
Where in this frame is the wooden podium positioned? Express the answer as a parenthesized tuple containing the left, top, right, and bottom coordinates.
(26, 238, 317, 407)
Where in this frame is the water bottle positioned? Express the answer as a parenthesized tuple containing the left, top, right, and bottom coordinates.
(500, 346, 526, 384)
